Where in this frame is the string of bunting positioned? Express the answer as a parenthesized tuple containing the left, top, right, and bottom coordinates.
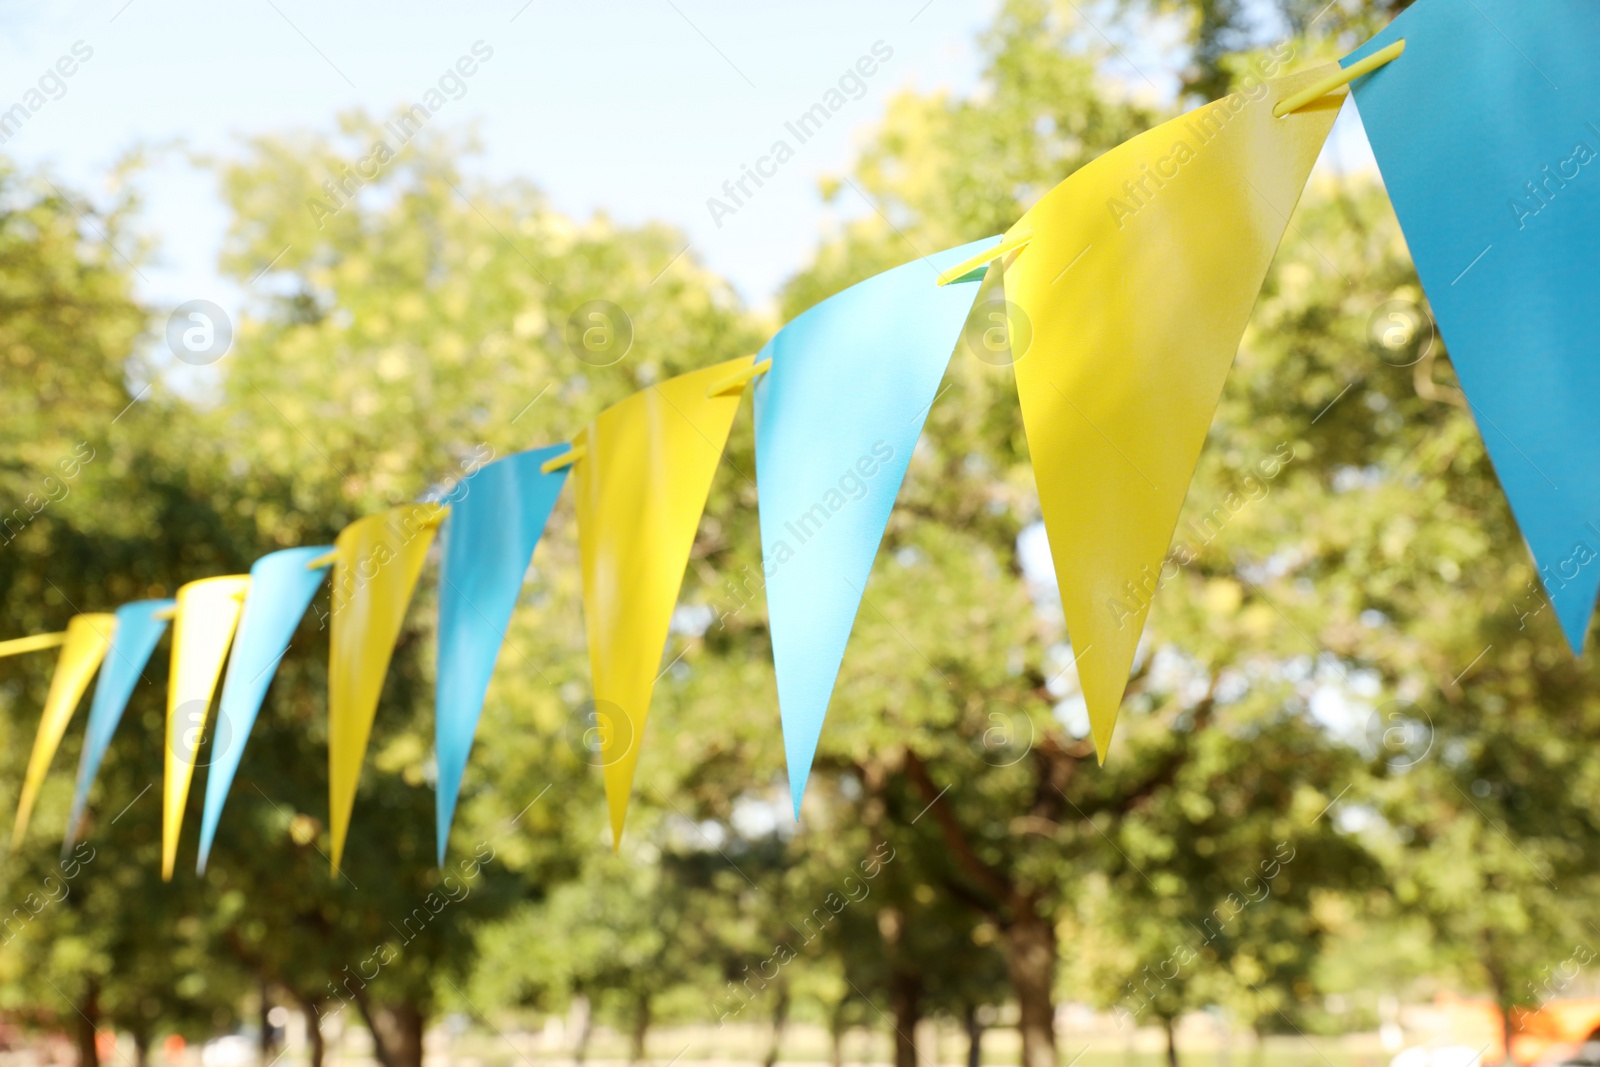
(4, 0, 1596, 877)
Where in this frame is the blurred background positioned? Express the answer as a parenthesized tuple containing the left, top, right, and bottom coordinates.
(8, 4, 1600, 1067)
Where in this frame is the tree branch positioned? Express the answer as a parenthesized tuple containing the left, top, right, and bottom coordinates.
(900, 748, 1015, 913)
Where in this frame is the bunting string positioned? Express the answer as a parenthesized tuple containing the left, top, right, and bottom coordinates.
(6, 0, 1598, 871)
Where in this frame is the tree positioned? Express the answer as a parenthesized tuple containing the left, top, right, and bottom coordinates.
(199, 112, 766, 1067)
(0, 109, 766, 1067)
(755, 6, 1376, 1066)
(761, 2, 1600, 1064)
(1113, 0, 1416, 100)
(13, 6, 1600, 1067)
(0, 157, 252, 1066)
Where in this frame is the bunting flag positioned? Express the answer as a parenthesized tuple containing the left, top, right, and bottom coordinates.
(163, 575, 250, 879)
(10, 613, 116, 852)
(1001, 64, 1344, 758)
(196, 547, 333, 873)
(435, 447, 569, 864)
(574, 356, 754, 845)
(11, 9, 1597, 869)
(1344, 0, 1600, 650)
(328, 503, 445, 872)
(65, 600, 173, 848)
(754, 239, 994, 815)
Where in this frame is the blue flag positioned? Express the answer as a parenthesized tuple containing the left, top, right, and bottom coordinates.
(1346, 0, 1600, 649)
(196, 546, 332, 872)
(65, 599, 173, 848)
(435, 445, 569, 863)
(754, 238, 994, 815)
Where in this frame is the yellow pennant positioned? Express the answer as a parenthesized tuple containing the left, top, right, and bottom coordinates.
(10, 613, 116, 852)
(162, 576, 250, 878)
(328, 503, 445, 872)
(574, 355, 754, 846)
(1003, 66, 1344, 759)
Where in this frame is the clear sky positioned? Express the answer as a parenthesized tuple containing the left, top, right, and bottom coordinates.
(0, 0, 1376, 323)
(0, 0, 1007, 317)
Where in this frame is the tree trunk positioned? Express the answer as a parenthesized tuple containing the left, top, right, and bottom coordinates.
(133, 1030, 151, 1067)
(1163, 1016, 1180, 1067)
(1484, 942, 1517, 1066)
(964, 1005, 984, 1067)
(1001, 911, 1057, 1067)
(877, 898, 922, 1067)
(764, 979, 790, 1067)
(74, 980, 100, 1067)
(828, 1001, 847, 1067)
(260, 975, 276, 1067)
(355, 994, 426, 1067)
(292, 992, 326, 1067)
(1494, 999, 1517, 1067)
(573, 996, 594, 1066)
(629, 995, 651, 1065)
(888, 971, 922, 1067)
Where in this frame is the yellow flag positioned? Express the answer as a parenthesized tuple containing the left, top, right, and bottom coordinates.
(328, 503, 445, 872)
(574, 355, 754, 846)
(163, 575, 250, 879)
(10, 613, 115, 852)
(1003, 66, 1343, 758)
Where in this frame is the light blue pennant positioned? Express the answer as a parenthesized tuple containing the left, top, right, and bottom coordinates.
(65, 599, 174, 848)
(435, 445, 569, 863)
(755, 237, 994, 816)
(196, 546, 332, 873)
(1346, 0, 1600, 650)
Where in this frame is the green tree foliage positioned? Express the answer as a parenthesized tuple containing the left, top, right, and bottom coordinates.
(0, 117, 766, 1066)
(7, 6, 1600, 1067)
(766, 2, 1600, 1065)
(1113, 0, 1416, 100)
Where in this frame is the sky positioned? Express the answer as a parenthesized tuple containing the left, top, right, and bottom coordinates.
(0, 0, 1378, 325)
(0, 0, 1003, 317)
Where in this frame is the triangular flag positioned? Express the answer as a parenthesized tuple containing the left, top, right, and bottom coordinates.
(163, 575, 250, 879)
(11, 613, 115, 852)
(65, 600, 173, 848)
(328, 503, 445, 872)
(753, 238, 994, 816)
(435, 447, 569, 864)
(196, 546, 333, 873)
(1005, 65, 1344, 758)
(574, 355, 753, 845)
(1344, 0, 1600, 650)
